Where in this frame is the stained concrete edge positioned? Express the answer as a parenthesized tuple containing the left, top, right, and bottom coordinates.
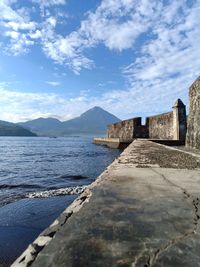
(11, 143, 126, 267)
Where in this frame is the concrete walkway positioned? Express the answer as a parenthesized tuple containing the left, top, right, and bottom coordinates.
(12, 140, 200, 267)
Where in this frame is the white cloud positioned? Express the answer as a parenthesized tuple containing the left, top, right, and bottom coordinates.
(45, 81, 61, 86)
(5, 21, 36, 31)
(37, 0, 200, 118)
(0, 0, 20, 21)
(36, 0, 163, 73)
(0, 0, 164, 72)
(5, 31, 19, 39)
(121, 0, 200, 114)
(124, 1, 200, 79)
(1, 0, 199, 77)
(41, 21, 94, 73)
(0, 0, 37, 55)
(1, 0, 200, 120)
(32, 0, 67, 18)
(0, 84, 68, 122)
(32, 0, 66, 7)
(0, 83, 122, 122)
(78, 0, 161, 51)
(4, 33, 34, 55)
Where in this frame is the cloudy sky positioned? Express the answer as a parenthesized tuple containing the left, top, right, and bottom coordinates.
(0, 0, 199, 122)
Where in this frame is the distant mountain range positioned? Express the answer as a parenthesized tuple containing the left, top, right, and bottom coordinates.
(0, 120, 37, 137)
(19, 106, 120, 136)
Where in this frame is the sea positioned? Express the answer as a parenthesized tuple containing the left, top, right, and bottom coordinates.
(0, 136, 121, 267)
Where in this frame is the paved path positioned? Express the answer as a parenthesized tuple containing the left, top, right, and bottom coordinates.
(12, 140, 200, 267)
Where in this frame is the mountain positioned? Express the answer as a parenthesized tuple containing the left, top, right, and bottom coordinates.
(0, 120, 37, 136)
(61, 106, 120, 135)
(19, 118, 62, 136)
(19, 107, 120, 136)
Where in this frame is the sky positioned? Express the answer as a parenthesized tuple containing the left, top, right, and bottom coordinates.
(0, 0, 200, 122)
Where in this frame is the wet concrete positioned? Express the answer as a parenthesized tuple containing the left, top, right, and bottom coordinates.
(12, 140, 200, 267)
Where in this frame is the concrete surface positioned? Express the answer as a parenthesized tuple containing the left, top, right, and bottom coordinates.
(12, 140, 200, 267)
(93, 137, 120, 148)
(93, 137, 130, 149)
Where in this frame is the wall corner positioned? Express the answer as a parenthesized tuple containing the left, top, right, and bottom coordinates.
(172, 99, 187, 141)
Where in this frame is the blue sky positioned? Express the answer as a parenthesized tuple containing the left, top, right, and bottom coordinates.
(0, 0, 200, 122)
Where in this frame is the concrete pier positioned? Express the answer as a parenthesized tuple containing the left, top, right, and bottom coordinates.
(12, 140, 200, 267)
(93, 137, 131, 149)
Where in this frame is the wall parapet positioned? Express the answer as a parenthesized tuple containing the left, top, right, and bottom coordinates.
(107, 99, 187, 142)
(107, 117, 148, 142)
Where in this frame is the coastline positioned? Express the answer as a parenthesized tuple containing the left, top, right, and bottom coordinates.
(0, 195, 76, 267)
(0, 136, 121, 267)
(11, 148, 120, 266)
(12, 139, 200, 266)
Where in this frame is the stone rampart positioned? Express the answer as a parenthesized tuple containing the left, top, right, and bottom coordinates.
(186, 76, 200, 149)
(107, 99, 186, 142)
(107, 117, 148, 141)
(147, 111, 174, 140)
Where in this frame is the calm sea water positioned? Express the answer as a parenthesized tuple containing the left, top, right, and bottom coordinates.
(0, 136, 121, 266)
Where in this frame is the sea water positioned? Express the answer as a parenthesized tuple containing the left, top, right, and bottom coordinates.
(0, 136, 121, 266)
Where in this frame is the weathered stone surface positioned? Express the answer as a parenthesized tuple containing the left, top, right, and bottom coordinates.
(12, 140, 200, 267)
(172, 99, 187, 141)
(118, 140, 200, 169)
(147, 111, 174, 140)
(107, 99, 187, 142)
(107, 117, 148, 141)
(186, 76, 200, 149)
(147, 99, 186, 141)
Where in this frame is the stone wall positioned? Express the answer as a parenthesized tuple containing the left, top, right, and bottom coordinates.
(147, 99, 186, 141)
(107, 99, 187, 142)
(186, 76, 200, 149)
(147, 112, 174, 140)
(107, 117, 148, 141)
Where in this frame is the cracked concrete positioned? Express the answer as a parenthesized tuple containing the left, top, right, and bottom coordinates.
(142, 169, 200, 267)
(11, 140, 200, 267)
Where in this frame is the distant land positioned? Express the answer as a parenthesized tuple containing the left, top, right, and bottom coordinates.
(0, 120, 37, 137)
(19, 106, 120, 136)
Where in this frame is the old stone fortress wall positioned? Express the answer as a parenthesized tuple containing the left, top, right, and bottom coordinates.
(107, 76, 200, 149)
